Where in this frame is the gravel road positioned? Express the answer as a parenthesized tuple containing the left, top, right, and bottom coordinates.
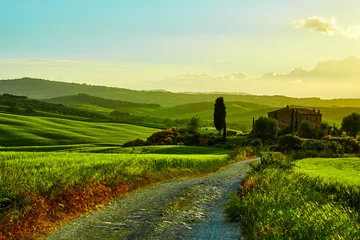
(45, 158, 259, 240)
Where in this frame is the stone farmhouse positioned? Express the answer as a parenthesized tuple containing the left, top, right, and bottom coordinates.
(268, 105, 322, 132)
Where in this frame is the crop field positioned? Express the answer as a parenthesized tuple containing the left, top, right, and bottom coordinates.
(0, 113, 158, 147)
(0, 151, 230, 239)
(295, 158, 360, 187)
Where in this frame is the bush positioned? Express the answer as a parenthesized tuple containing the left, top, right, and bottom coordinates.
(227, 146, 255, 160)
(123, 138, 145, 147)
(183, 133, 201, 146)
(251, 152, 293, 171)
(207, 136, 224, 146)
(198, 137, 209, 146)
(227, 130, 237, 136)
(146, 128, 180, 145)
(293, 150, 343, 160)
(278, 135, 302, 152)
(339, 138, 360, 153)
(302, 140, 335, 152)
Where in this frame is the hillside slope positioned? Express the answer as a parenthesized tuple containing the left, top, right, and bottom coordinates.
(3, 78, 360, 107)
(0, 113, 157, 147)
(45, 94, 161, 115)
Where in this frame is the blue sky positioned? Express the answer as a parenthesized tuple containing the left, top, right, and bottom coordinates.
(1, 0, 360, 97)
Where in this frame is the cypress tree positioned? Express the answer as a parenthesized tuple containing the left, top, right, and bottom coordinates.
(213, 97, 227, 140)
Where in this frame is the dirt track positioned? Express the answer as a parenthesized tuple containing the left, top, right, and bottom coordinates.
(45, 158, 259, 240)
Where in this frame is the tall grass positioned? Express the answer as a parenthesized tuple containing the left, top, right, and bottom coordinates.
(0, 152, 229, 195)
(296, 158, 360, 210)
(225, 154, 360, 239)
(0, 152, 229, 239)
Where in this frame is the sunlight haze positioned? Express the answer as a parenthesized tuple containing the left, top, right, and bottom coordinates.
(1, 0, 359, 98)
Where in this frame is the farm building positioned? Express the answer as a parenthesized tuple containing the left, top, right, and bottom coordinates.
(268, 105, 322, 132)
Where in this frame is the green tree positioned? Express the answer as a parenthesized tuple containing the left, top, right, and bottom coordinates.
(187, 116, 201, 134)
(253, 117, 280, 139)
(298, 121, 316, 139)
(342, 113, 360, 138)
(213, 97, 227, 138)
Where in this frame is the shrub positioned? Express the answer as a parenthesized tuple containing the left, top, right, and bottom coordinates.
(227, 130, 237, 136)
(198, 137, 209, 146)
(227, 146, 255, 160)
(207, 136, 224, 146)
(293, 150, 343, 160)
(146, 128, 180, 145)
(339, 138, 360, 153)
(123, 138, 145, 147)
(251, 152, 293, 171)
(183, 133, 200, 146)
(277, 135, 302, 152)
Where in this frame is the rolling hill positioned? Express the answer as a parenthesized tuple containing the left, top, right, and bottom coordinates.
(3, 77, 360, 107)
(45, 93, 161, 115)
(0, 112, 158, 148)
(39, 93, 360, 131)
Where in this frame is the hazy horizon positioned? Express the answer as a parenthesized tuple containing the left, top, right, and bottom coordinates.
(1, 0, 360, 99)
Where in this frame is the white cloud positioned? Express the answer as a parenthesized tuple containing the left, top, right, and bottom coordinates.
(292, 16, 360, 40)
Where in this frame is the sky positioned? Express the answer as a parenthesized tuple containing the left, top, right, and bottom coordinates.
(1, 0, 360, 98)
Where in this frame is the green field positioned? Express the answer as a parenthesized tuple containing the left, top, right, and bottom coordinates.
(1, 152, 229, 192)
(295, 158, 360, 186)
(0, 113, 158, 147)
(0, 151, 231, 239)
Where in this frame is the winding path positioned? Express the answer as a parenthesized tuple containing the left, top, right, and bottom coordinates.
(45, 158, 259, 240)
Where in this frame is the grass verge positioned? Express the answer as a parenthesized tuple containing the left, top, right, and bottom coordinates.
(225, 153, 360, 239)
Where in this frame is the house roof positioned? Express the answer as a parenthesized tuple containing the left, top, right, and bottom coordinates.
(268, 107, 322, 115)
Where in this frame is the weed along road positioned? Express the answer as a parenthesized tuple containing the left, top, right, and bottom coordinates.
(45, 158, 259, 240)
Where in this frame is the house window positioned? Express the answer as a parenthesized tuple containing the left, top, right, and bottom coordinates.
(306, 116, 308, 121)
